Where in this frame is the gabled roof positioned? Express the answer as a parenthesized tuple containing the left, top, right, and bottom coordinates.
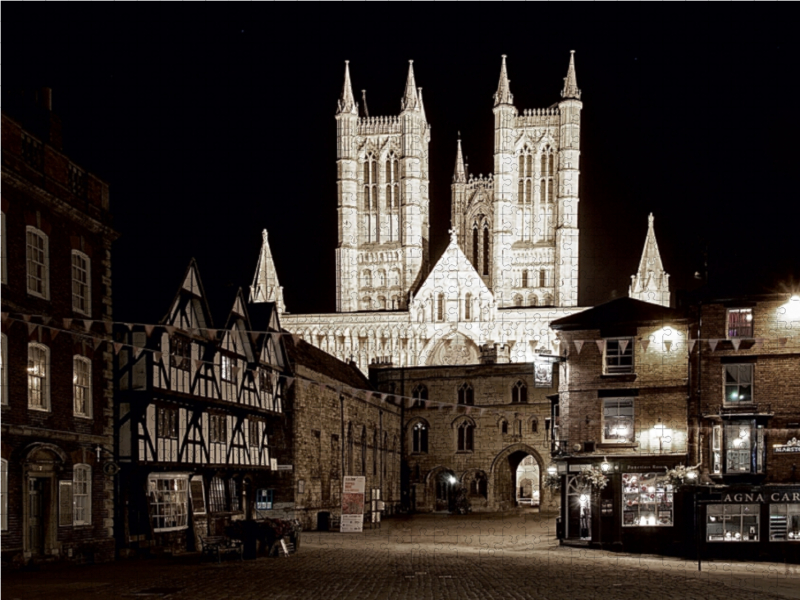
(160, 258, 215, 330)
(284, 335, 371, 391)
(550, 297, 687, 331)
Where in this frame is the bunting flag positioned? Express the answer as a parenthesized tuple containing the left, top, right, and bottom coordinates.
(663, 340, 673, 352)
(50, 328, 60, 341)
(688, 340, 697, 354)
(154, 351, 163, 364)
(250, 331, 259, 345)
(124, 323, 133, 332)
(113, 343, 123, 355)
(145, 324, 155, 338)
(480, 408, 486, 416)
(194, 359, 203, 370)
(205, 328, 216, 340)
(63, 318, 72, 330)
(134, 346, 144, 359)
(27, 323, 38, 336)
(708, 339, 719, 352)
(83, 320, 93, 333)
(94, 337, 104, 351)
(105, 321, 113, 335)
(232, 365, 240, 378)
(619, 339, 629, 354)
(283, 376, 295, 388)
(731, 339, 742, 351)
(640, 339, 650, 352)
(165, 326, 176, 336)
(42, 316, 52, 326)
(595, 340, 605, 354)
(22, 314, 31, 323)
(574, 340, 584, 354)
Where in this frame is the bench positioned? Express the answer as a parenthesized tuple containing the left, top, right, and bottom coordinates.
(201, 535, 243, 562)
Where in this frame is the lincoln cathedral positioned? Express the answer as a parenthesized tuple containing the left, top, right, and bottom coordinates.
(253, 52, 669, 373)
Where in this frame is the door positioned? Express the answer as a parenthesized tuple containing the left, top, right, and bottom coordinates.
(28, 478, 46, 555)
(566, 475, 591, 541)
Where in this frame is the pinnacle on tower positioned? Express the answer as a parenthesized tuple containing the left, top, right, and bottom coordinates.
(361, 90, 369, 117)
(494, 55, 514, 106)
(561, 50, 581, 100)
(337, 60, 358, 115)
(401, 60, 419, 112)
(628, 213, 670, 307)
(417, 87, 427, 122)
(250, 229, 286, 313)
(453, 134, 466, 183)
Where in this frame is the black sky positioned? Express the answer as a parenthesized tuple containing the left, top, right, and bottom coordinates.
(5, 8, 798, 323)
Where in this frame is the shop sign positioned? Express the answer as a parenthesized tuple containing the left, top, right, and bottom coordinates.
(774, 438, 800, 454)
(721, 492, 800, 503)
(277, 464, 293, 471)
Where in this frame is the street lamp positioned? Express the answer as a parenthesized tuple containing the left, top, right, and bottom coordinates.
(547, 465, 557, 476)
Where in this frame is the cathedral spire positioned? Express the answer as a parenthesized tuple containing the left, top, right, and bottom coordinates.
(401, 60, 419, 112)
(629, 213, 670, 307)
(250, 229, 285, 313)
(494, 55, 514, 106)
(561, 50, 581, 100)
(453, 134, 466, 183)
(337, 60, 358, 116)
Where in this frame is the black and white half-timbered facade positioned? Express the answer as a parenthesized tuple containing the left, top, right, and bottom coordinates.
(115, 260, 294, 554)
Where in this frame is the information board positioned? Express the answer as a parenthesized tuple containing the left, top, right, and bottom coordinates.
(341, 476, 365, 532)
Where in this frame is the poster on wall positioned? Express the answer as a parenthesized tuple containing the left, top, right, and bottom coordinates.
(534, 360, 553, 388)
(341, 476, 365, 533)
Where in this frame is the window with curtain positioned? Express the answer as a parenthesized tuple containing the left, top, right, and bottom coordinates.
(28, 343, 49, 410)
(73, 356, 92, 417)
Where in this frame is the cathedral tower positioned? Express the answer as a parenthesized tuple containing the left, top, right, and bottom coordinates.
(335, 61, 430, 312)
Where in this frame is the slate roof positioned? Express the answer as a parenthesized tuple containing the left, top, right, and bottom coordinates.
(284, 335, 372, 392)
(550, 297, 687, 331)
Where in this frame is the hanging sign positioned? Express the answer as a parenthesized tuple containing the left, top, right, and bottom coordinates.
(534, 360, 553, 388)
(341, 476, 366, 533)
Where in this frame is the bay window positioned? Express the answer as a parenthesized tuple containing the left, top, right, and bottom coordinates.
(147, 473, 189, 531)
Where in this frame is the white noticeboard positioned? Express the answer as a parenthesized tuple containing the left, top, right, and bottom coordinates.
(340, 476, 365, 533)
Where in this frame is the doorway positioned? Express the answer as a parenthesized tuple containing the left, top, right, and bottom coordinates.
(515, 455, 540, 507)
(28, 477, 49, 555)
(566, 475, 591, 541)
(434, 471, 456, 512)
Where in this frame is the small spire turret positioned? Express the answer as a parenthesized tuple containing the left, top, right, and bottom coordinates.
(629, 213, 670, 307)
(337, 60, 358, 115)
(401, 60, 419, 112)
(417, 87, 427, 122)
(561, 50, 581, 100)
(453, 134, 466, 183)
(250, 229, 286, 313)
(361, 89, 369, 117)
(494, 55, 514, 106)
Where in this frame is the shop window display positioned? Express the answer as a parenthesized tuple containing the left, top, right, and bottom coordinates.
(769, 504, 800, 541)
(707, 504, 759, 542)
(622, 472, 673, 526)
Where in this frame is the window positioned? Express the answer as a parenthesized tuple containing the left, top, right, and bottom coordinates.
(229, 479, 241, 512)
(622, 472, 673, 527)
(21, 133, 44, 171)
(769, 504, 800, 541)
(259, 368, 273, 396)
(457, 421, 474, 452)
(531, 419, 538, 434)
(472, 226, 479, 270)
(412, 384, 428, 408)
(256, 489, 274, 510)
(373, 430, 378, 476)
(512, 380, 527, 404)
(360, 427, 367, 476)
(501, 420, 508, 434)
(436, 293, 444, 322)
(0, 459, 7, 531)
(711, 424, 722, 474)
(68, 163, 87, 197)
(71, 251, 91, 316)
(513, 294, 523, 307)
(724, 419, 765, 474)
(221, 354, 234, 382)
(249, 420, 260, 447)
(482, 225, 490, 276)
(522, 270, 529, 288)
(148, 474, 189, 531)
(464, 293, 472, 321)
(26, 227, 49, 299)
(604, 338, 634, 374)
(457, 383, 474, 406)
(725, 364, 753, 404)
(170, 336, 191, 371)
(603, 399, 635, 443)
(209, 476, 226, 512)
(727, 308, 753, 339)
(73, 464, 91, 525)
(73, 356, 92, 417)
(412, 422, 428, 453)
(385, 153, 400, 242)
(210, 414, 227, 443)
(331, 434, 340, 478)
(539, 270, 546, 288)
(28, 343, 50, 411)
(1, 211, 6, 284)
(1, 333, 7, 405)
(157, 406, 178, 439)
(518, 148, 534, 204)
(363, 152, 379, 243)
(707, 504, 759, 542)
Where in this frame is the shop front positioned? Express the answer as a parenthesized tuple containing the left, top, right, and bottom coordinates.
(558, 455, 690, 555)
(693, 485, 800, 563)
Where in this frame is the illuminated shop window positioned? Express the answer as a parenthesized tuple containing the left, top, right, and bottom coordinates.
(769, 504, 800, 541)
(147, 473, 189, 532)
(707, 504, 759, 542)
(622, 472, 673, 527)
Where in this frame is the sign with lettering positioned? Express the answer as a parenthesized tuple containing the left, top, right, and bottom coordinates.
(341, 476, 365, 533)
(774, 438, 800, 453)
(277, 464, 293, 471)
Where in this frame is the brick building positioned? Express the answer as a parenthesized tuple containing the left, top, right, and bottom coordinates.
(284, 337, 402, 531)
(114, 260, 294, 555)
(1, 91, 118, 565)
(688, 290, 800, 561)
(550, 297, 691, 552)
(370, 347, 559, 514)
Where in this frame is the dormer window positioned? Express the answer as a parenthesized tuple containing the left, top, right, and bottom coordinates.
(727, 308, 753, 339)
(604, 338, 634, 375)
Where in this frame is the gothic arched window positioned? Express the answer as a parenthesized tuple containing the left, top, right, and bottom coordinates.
(531, 418, 538, 434)
(501, 419, 508, 434)
(518, 147, 533, 203)
(472, 225, 479, 269)
(362, 270, 372, 288)
(412, 384, 428, 408)
(482, 224, 490, 276)
(465, 292, 472, 321)
(385, 152, 400, 242)
(378, 296, 387, 310)
(513, 294, 523, 307)
(436, 293, 444, 322)
(412, 422, 428, 453)
(376, 270, 386, 288)
(457, 420, 474, 452)
(364, 152, 379, 243)
(361, 426, 367, 476)
(512, 380, 528, 404)
(522, 269, 529, 289)
(347, 422, 354, 475)
(539, 270, 547, 288)
(457, 383, 474, 406)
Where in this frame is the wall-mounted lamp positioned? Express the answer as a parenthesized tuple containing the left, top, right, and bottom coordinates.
(600, 457, 611, 473)
(686, 470, 698, 481)
(547, 465, 558, 476)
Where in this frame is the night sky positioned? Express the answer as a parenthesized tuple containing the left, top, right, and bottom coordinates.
(5, 9, 798, 323)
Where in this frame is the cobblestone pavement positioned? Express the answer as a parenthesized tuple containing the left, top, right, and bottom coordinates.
(4, 511, 799, 600)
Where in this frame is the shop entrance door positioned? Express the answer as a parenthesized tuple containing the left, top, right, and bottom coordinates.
(435, 472, 455, 512)
(566, 475, 591, 541)
(28, 477, 47, 555)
